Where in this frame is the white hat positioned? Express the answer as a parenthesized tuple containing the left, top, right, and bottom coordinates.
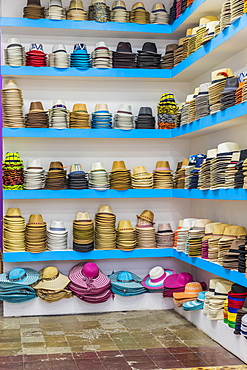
(199, 82, 211, 93)
(117, 104, 132, 114)
(49, 0, 63, 7)
(7, 38, 22, 48)
(217, 142, 240, 154)
(3, 80, 19, 90)
(27, 159, 42, 168)
(52, 44, 67, 53)
(90, 162, 106, 171)
(95, 41, 108, 49)
(185, 94, 194, 103)
(180, 218, 196, 230)
(48, 220, 67, 233)
(75, 212, 91, 220)
(206, 148, 218, 158)
(205, 20, 219, 33)
(52, 100, 66, 108)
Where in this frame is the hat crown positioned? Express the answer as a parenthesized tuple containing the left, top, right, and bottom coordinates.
(4, 79, 19, 90)
(204, 222, 221, 234)
(184, 282, 202, 293)
(27, 159, 42, 168)
(214, 281, 232, 295)
(117, 271, 133, 282)
(111, 160, 127, 171)
(222, 225, 246, 237)
(90, 162, 106, 171)
(95, 41, 108, 49)
(8, 268, 26, 282)
(155, 161, 170, 170)
(217, 142, 240, 154)
(49, 0, 63, 6)
(6, 208, 22, 217)
(133, 166, 147, 175)
(82, 262, 99, 278)
(76, 212, 90, 220)
(116, 42, 132, 53)
(177, 272, 193, 285)
(206, 148, 217, 158)
(50, 220, 65, 230)
(52, 44, 66, 53)
(7, 38, 22, 47)
(212, 223, 228, 235)
(132, 2, 145, 10)
(211, 68, 234, 81)
(138, 210, 154, 223)
(94, 104, 109, 112)
(181, 218, 196, 229)
(192, 219, 211, 229)
(29, 101, 44, 112)
(199, 15, 218, 26)
(149, 266, 164, 280)
(158, 223, 172, 232)
(118, 104, 132, 113)
(70, 164, 84, 173)
(118, 220, 133, 230)
(42, 266, 59, 280)
(52, 100, 66, 108)
(98, 205, 113, 214)
(72, 104, 88, 112)
(28, 214, 44, 224)
(49, 161, 64, 170)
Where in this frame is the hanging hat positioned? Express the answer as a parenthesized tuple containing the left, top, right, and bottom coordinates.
(0, 268, 39, 286)
(141, 267, 176, 290)
(173, 282, 203, 299)
(33, 266, 69, 291)
(164, 272, 193, 289)
(69, 262, 110, 289)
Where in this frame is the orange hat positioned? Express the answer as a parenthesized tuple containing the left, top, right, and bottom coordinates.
(173, 282, 203, 299)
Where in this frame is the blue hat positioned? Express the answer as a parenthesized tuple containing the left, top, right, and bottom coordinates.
(182, 291, 207, 311)
(0, 282, 37, 303)
(0, 268, 40, 286)
(109, 271, 147, 296)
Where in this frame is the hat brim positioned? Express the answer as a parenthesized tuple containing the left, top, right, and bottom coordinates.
(0, 268, 40, 285)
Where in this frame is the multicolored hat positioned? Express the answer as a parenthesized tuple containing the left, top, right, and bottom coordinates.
(141, 267, 176, 290)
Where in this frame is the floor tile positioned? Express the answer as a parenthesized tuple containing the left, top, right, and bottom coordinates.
(75, 359, 103, 370)
(167, 346, 193, 354)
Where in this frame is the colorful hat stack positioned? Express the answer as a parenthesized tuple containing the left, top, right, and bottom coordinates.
(153, 161, 173, 189)
(34, 266, 72, 302)
(49, 44, 70, 69)
(157, 93, 178, 129)
(69, 104, 90, 129)
(4, 38, 26, 67)
(137, 42, 161, 69)
(2, 80, 25, 128)
(163, 272, 193, 298)
(95, 205, 116, 250)
(111, 1, 129, 23)
(91, 42, 113, 69)
(68, 164, 88, 189)
(2, 152, 24, 190)
(91, 104, 112, 129)
(131, 166, 153, 189)
(227, 284, 247, 329)
(218, 225, 246, 264)
(26, 43, 47, 67)
(73, 212, 94, 252)
(23, 0, 45, 19)
(135, 107, 155, 129)
(142, 267, 176, 292)
(68, 262, 113, 303)
(114, 104, 134, 130)
(88, 0, 111, 22)
(3, 208, 26, 252)
(45, 161, 67, 190)
(24, 159, 46, 190)
(136, 210, 156, 248)
(173, 282, 203, 307)
(110, 161, 131, 190)
(184, 154, 206, 189)
(109, 271, 147, 296)
(234, 297, 247, 334)
(45, 0, 66, 20)
(66, 0, 87, 20)
(129, 2, 150, 24)
(208, 223, 228, 261)
(49, 100, 69, 129)
(224, 152, 240, 188)
(201, 222, 221, 259)
(25, 102, 49, 128)
(47, 221, 68, 251)
(183, 291, 207, 311)
(25, 214, 47, 253)
(156, 223, 174, 248)
(175, 218, 196, 252)
(187, 219, 212, 257)
(88, 162, 110, 190)
(207, 279, 233, 320)
(113, 42, 136, 68)
(161, 44, 178, 69)
(195, 83, 210, 120)
(116, 220, 137, 251)
(70, 44, 91, 70)
(150, 3, 169, 24)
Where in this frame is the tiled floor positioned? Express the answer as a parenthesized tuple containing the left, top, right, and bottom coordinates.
(0, 310, 245, 369)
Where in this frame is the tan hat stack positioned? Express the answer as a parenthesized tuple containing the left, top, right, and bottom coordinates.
(187, 219, 212, 257)
(45, 0, 66, 20)
(116, 220, 137, 251)
(174, 38, 185, 66)
(131, 166, 153, 189)
(129, 2, 150, 24)
(198, 149, 218, 190)
(66, 0, 87, 20)
(161, 44, 178, 69)
(153, 161, 173, 189)
(188, 89, 199, 123)
(174, 159, 189, 189)
(3, 208, 26, 252)
(95, 205, 116, 250)
(182, 28, 193, 60)
(209, 69, 234, 114)
(111, 1, 129, 23)
(225, 152, 241, 188)
(69, 104, 90, 129)
(25, 214, 47, 253)
(2, 80, 25, 128)
(220, 0, 232, 31)
(208, 223, 229, 262)
(207, 279, 233, 320)
(110, 161, 131, 190)
(45, 161, 67, 190)
(156, 223, 174, 248)
(136, 210, 156, 249)
(73, 212, 94, 252)
(218, 225, 246, 264)
(242, 159, 247, 188)
(201, 21, 220, 45)
(23, 0, 45, 19)
(201, 222, 221, 259)
(25, 102, 49, 128)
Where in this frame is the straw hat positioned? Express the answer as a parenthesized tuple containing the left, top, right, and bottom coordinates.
(76, 212, 91, 221)
(137, 210, 155, 224)
(0, 267, 39, 285)
(117, 220, 135, 232)
(27, 214, 45, 226)
(33, 266, 69, 291)
(98, 205, 113, 214)
(111, 161, 128, 172)
(5, 208, 22, 218)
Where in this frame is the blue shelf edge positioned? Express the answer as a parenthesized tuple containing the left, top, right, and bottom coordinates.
(3, 248, 247, 287)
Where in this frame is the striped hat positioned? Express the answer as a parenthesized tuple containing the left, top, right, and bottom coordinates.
(68, 262, 110, 290)
(173, 282, 203, 299)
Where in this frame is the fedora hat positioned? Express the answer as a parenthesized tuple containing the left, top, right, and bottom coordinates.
(5, 208, 22, 218)
(52, 44, 67, 53)
(199, 15, 218, 26)
(95, 41, 108, 49)
(142, 267, 176, 290)
(33, 266, 69, 291)
(27, 214, 45, 226)
(211, 68, 234, 82)
(116, 42, 133, 54)
(98, 205, 113, 214)
(29, 101, 45, 113)
(117, 220, 135, 232)
(72, 103, 88, 113)
(111, 160, 128, 172)
(7, 38, 22, 48)
(217, 142, 240, 154)
(158, 223, 172, 232)
(89, 162, 106, 172)
(137, 210, 155, 224)
(155, 161, 171, 171)
(27, 0, 42, 5)
(27, 159, 42, 168)
(206, 148, 218, 158)
(48, 220, 67, 233)
(70, 164, 85, 173)
(49, 0, 63, 7)
(164, 272, 193, 289)
(133, 166, 149, 175)
(220, 225, 246, 241)
(75, 212, 91, 221)
(69, 0, 84, 10)
(94, 104, 109, 112)
(0, 267, 39, 285)
(173, 282, 203, 299)
(202, 222, 221, 240)
(132, 2, 145, 10)
(3, 80, 19, 90)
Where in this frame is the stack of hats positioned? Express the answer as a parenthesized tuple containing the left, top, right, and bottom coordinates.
(163, 272, 193, 298)
(113, 42, 136, 69)
(161, 44, 178, 69)
(201, 21, 220, 45)
(49, 44, 70, 69)
(230, 0, 244, 23)
(88, 162, 110, 190)
(182, 291, 207, 311)
(73, 212, 94, 252)
(153, 161, 173, 189)
(47, 221, 68, 251)
(26, 43, 47, 67)
(222, 239, 244, 269)
(185, 154, 206, 189)
(220, 0, 231, 31)
(135, 107, 155, 129)
(25, 214, 47, 253)
(175, 218, 196, 252)
(173, 38, 185, 66)
(45, 161, 67, 190)
(49, 100, 69, 129)
(88, 0, 111, 22)
(5, 38, 26, 67)
(70, 44, 91, 70)
(114, 104, 134, 130)
(150, 3, 169, 24)
(23, 0, 45, 19)
(142, 267, 176, 292)
(111, 1, 129, 22)
(131, 166, 153, 189)
(218, 225, 246, 264)
(225, 152, 241, 188)
(137, 42, 161, 69)
(187, 219, 212, 257)
(203, 277, 230, 315)
(157, 93, 178, 129)
(34, 266, 72, 302)
(235, 297, 247, 334)
(201, 222, 221, 259)
(110, 161, 131, 190)
(91, 104, 112, 129)
(238, 242, 247, 273)
(207, 279, 233, 320)
(66, 0, 87, 20)
(187, 89, 198, 123)
(173, 159, 189, 189)
(45, 0, 66, 20)
(109, 271, 147, 296)
(69, 262, 113, 303)
(2, 80, 24, 128)
(180, 96, 192, 126)
(2, 152, 24, 190)
(209, 69, 234, 114)
(91, 42, 113, 69)
(24, 159, 46, 190)
(220, 77, 239, 110)
(95, 205, 116, 250)
(129, 2, 150, 24)
(0, 268, 39, 303)
(227, 284, 247, 329)
(195, 83, 210, 120)
(25, 102, 49, 128)
(173, 282, 203, 307)
(68, 164, 88, 189)
(208, 223, 228, 262)
(69, 104, 90, 129)
(136, 210, 156, 248)
(116, 221, 137, 251)
(198, 149, 217, 190)
(156, 223, 174, 248)
(235, 81, 244, 105)
(235, 149, 247, 188)
(3, 208, 26, 252)
(169, 0, 176, 24)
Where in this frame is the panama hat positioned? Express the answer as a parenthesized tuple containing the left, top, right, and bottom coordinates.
(199, 15, 218, 26)
(111, 161, 128, 172)
(136, 210, 155, 224)
(33, 266, 69, 291)
(98, 205, 113, 214)
(141, 267, 176, 290)
(217, 142, 240, 155)
(0, 267, 39, 285)
(211, 68, 234, 82)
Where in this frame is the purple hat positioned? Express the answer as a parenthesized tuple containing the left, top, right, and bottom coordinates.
(141, 267, 176, 290)
(69, 262, 110, 290)
(164, 272, 193, 289)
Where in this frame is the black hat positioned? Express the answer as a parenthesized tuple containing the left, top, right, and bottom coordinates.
(138, 42, 158, 54)
(231, 284, 247, 294)
(138, 107, 152, 116)
(116, 42, 133, 54)
(27, 0, 41, 6)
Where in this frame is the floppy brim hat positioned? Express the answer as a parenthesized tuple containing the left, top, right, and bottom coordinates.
(109, 271, 143, 289)
(69, 262, 110, 288)
(33, 268, 69, 291)
(141, 269, 176, 289)
(0, 267, 40, 285)
(164, 272, 193, 288)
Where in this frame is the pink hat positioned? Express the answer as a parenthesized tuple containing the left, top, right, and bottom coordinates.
(141, 267, 176, 290)
(164, 272, 193, 289)
(69, 262, 110, 291)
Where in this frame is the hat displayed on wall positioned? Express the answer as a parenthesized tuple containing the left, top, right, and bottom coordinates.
(110, 160, 131, 190)
(114, 104, 134, 130)
(49, 44, 70, 69)
(91, 41, 113, 69)
(142, 267, 176, 291)
(113, 42, 136, 69)
(73, 211, 94, 252)
(109, 271, 147, 296)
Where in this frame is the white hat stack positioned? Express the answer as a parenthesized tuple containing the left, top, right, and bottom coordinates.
(241, 314, 247, 338)
(49, 44, 70, 68)
(24, 159, 46, 190)
(203, 277, 229, 315)
(230, 0, 244, 24)
(91, 42, 113, 69)
(114, 104, 134, 130)
(45, 0, 66, 20)
(49, 100, 69, 129)
(88, 162, 110, 190)
(195, 83, 210, 120)
(198, 148, 217, 190)
(207, 280, 233, 320)
(4, 38, 26, 66)
(2, 80, 25, 128)
(47, 220, 68, 251)
(220, 0, 231, 31)
(175, 218, 196, 252)
(150, 3, 169, 24)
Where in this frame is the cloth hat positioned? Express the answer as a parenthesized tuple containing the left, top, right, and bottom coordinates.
(173, 282, 203, 299)
(164, 272, 193, 288)
(141, 267, 176, 290)
(33, 266, 69, 291)
(0, 268, 39, 286)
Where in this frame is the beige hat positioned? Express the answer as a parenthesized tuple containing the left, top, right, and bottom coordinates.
(117, 220, 135, 232)
(202, 222, 221, 241)
(137, 210, 155, 224)
(111, 161, 128, 172)
(33, 266, 69, 291)
(75, 212, 91, 221)
(211, 68, 234, 81)
(5, 208, 22, 218)
(98, 205, 113, 214)
(199, 15, 218, 26)
(219, 225, 246, 242)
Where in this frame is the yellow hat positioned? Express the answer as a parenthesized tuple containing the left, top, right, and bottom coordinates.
(117, 220, 135, 232)
(111, 160, 128, 172)
(72, 103, 88, 113)
(98, 205, 113, 214)
(137, 210, 155, 224)
(199, 15, 218, 26)
(5, 208, 22, 218)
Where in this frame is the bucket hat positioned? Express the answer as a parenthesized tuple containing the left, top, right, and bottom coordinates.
(0, 267, 39, 286)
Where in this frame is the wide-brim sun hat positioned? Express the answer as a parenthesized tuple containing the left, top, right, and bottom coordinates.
(69, 262, 110, 289)
(0, 267, 40, 286)
(141, 267, 176, 290)
(109, 271, 143, 289)
(164, 272, 193, 289)
(33, 266, 69, 291)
